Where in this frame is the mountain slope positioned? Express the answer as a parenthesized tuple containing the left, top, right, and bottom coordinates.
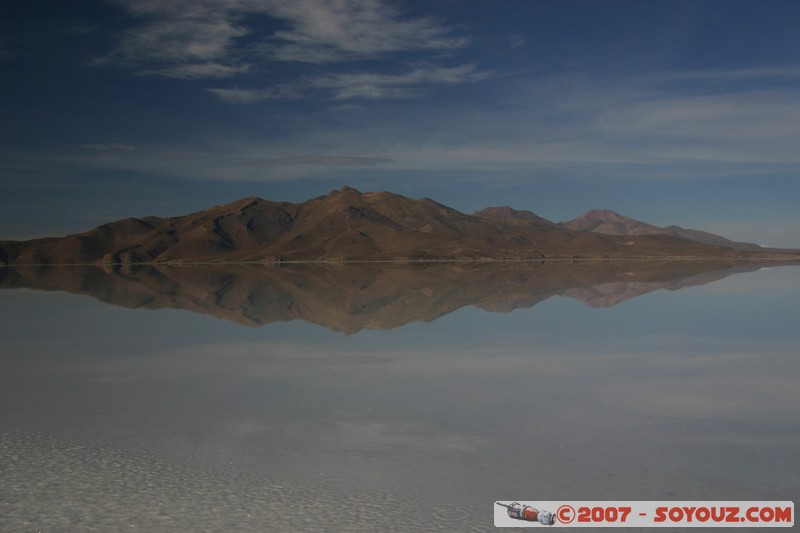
(560, 209, 762, 251)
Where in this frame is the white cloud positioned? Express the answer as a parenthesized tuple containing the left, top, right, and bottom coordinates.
(312, 63, 490, 99)
(208, 63, 490, 102)
(107, 17, 245, 62)
(206, 85, 301, 103)
(260, 0, 467, 63)
(596, 92, 800, 151)
(100, 0, 468, 79)
(140, 62, 251, 79)
(97, 1, 254, 78)
(509, 34, 525, 50)
(58, 143, 393, 182)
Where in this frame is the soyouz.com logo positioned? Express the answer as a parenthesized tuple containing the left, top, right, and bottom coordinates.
(494, 501, 794, 527)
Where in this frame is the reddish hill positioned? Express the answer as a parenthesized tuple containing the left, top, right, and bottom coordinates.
(560, 209, 763, 251)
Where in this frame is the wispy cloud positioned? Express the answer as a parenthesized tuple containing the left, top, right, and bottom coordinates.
(259, 0, 467, 63)
(139, 62, 251, 79)
(206, 85, 301, 103)
(97, 0, 253, 78)
(601, 95, 800, 144)
(100, 0, 468, 80)
(312, 63, 490, 99)
(509, 35, 525, 50)
(208, 63, 489, 102)
(55, 144, 392, 182)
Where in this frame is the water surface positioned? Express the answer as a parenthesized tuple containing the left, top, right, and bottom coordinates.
(1, 262, 798, 531)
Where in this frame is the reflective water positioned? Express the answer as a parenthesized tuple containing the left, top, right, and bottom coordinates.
(1, 262, 798, 531)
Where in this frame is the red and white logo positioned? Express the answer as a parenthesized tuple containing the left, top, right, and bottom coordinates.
(494, 501, 794, 528)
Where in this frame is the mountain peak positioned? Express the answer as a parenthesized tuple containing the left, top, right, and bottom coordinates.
(561, 209, 657, 233)
(330, 186, 362, 195)
(580, 209, 631, 222)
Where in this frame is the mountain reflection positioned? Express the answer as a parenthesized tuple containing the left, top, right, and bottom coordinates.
(0, 261, 791, 333)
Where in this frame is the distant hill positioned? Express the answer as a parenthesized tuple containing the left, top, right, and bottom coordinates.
(560, 209, 763, 251)
(1, 187, 795, 265)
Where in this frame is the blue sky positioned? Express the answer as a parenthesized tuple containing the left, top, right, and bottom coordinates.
(2, 0, 799, 247)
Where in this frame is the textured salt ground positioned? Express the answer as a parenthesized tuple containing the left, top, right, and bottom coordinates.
(0, 430, 484, 532)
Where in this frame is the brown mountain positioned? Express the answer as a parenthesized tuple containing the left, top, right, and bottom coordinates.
(1, 188, 795, 266)
(2, 261, 793, 334)
(560, 209, 763, 251)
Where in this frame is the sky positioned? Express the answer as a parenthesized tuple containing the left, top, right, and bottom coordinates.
(2, 0, 799, 247)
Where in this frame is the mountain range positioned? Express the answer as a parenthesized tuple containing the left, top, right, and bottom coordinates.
(1, 187, 796, 265)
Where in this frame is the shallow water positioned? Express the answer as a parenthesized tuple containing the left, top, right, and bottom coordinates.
(1, 262, 798, 531)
